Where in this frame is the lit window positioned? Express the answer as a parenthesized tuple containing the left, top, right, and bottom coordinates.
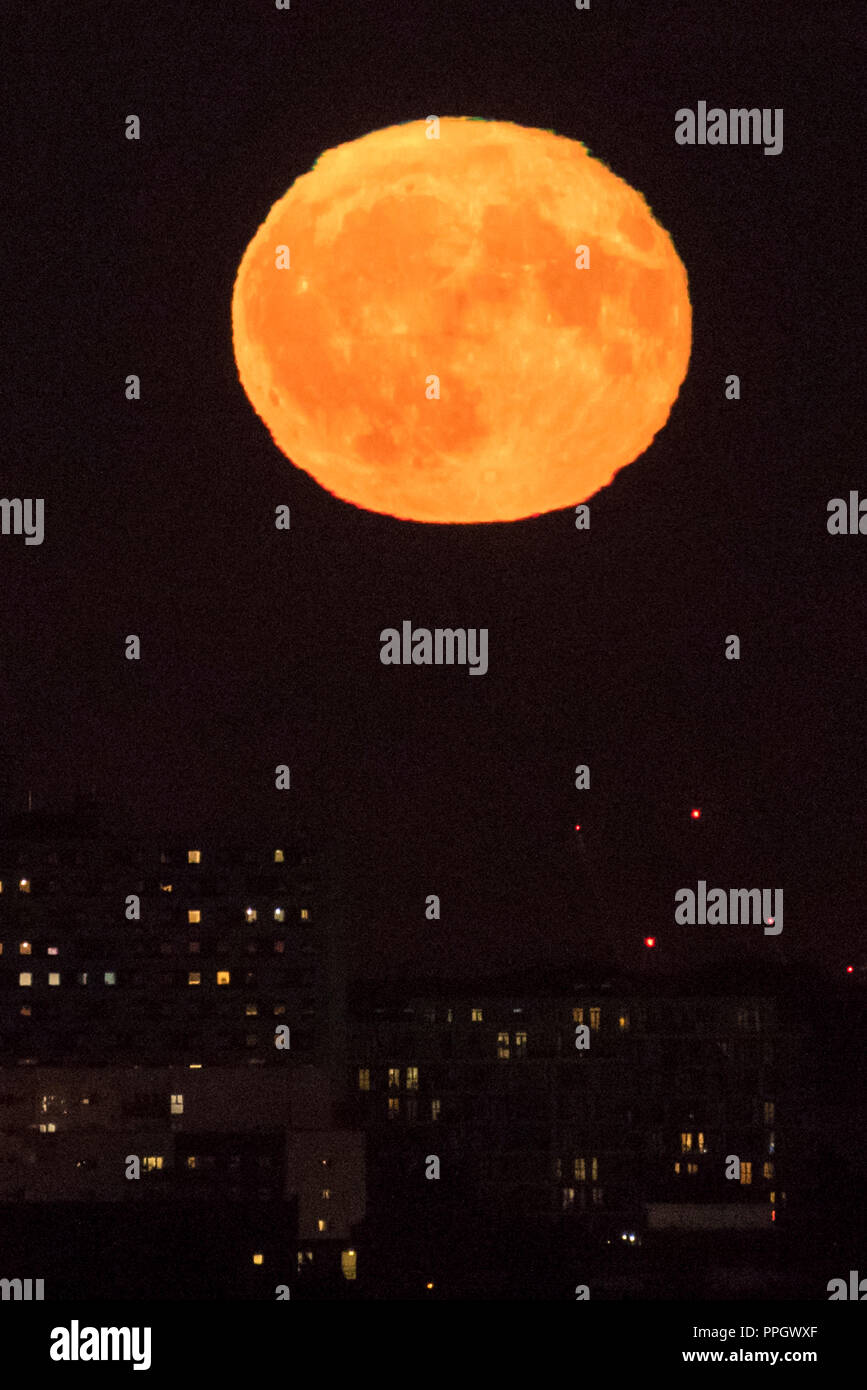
(160, 883, 172, 893)
(768, 1132, 775, 1155)
(20, 942, 31, 955)
(431, 1099, 441, 1121)
(188, 972, 201, 985)
(388, 1097, 400, 1118)
(187, 1156, 197, 1169)
(574, 1157, 586, 1181)
(697, 1132, 707, 1153)
(446, 1009, 453, 1024)
(406, 1066, 419, 1091)
(686, 1163, 698, 1174)
(763, 1101, 775, 1125)
(188, 910, 201, 924)
(681, 1132, 693, 1153)
(104, 972, 116, 985)
(19, 973, 32, 986)
(562, 1187, 576, 1210)
(274, 908, 285, 922)
(245, 908, 257, 922)
(769, 1191, 775, 1204)
(143, 1156, 163, 1171)
(39, 1123, 56, 1133)
(763, 1161, 774, 1180)
(47, 947, 58, 956)
(589, 1007, 601, 1030)
(78, 972, 88, 985)
(188, 851, 201, 864)
(591, 1187, 603, 1206)
(497, 1032, 510, 1060)
(273, 1004, 286, 1016)
(515, 1030, 527, 1056)
(674, 1162, 681, 1174)
(274, 850, 284, 863)
(591, 1157, 598, 1181)
(317, 1219, 327, 1233)
(20, 1005, 31, 1016)
(341, 1250, 357, 1281)
(48, 973, 60, 986)
(0, 943, 3, 954)
(471, 1008, 483, 1022)
(252, 1253, 264, 1265)
(321, 1189, 331, 1199)
(217, 971, 230, 985)
(171, 1094, 183, 1114)
(19, 879, 30, 893)
(246, 1003, 258, 1016)
(0, 881, 3, 892)
(388, 1067, 400, 1089)
(358, 1068, 370, 1091)
(740, 1162, 752, 1185)
(618, 1012, 630, 1031)
(301, 909, 310, 921)
(572, 1007, 584, 1023)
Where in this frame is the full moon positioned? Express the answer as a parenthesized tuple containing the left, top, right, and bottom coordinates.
(232, 117, 691, 523)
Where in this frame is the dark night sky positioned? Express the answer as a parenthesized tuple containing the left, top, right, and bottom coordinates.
(5, 0, 864, 977)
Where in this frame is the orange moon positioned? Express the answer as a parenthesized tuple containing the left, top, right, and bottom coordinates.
(232, 117, 691, 523)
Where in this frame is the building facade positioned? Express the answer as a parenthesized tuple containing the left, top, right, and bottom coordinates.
(348, 970, 788, 1232)
(0, 807, 342, 1071)
(0, 806, 361, 1297)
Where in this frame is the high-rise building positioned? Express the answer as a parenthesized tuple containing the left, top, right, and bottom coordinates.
(0, 804, 362, 1298)
(348, 966, 788, 1228)
(0, 805, 343, 1071)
